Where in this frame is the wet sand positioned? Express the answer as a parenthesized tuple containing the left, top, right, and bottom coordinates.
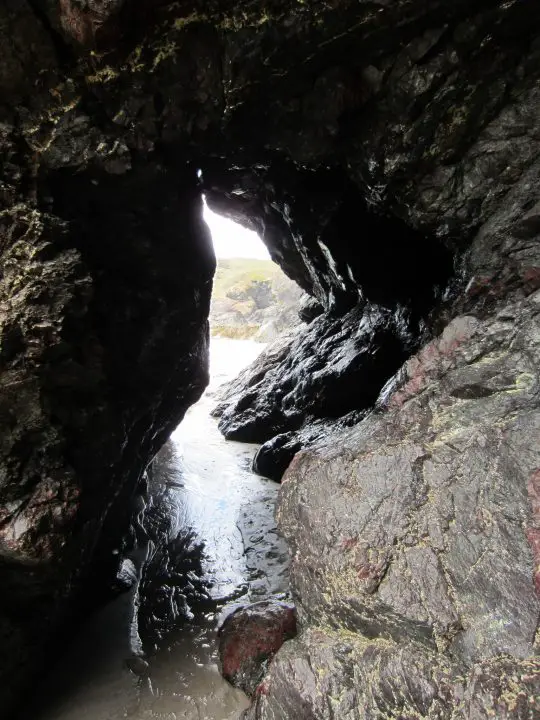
(30, 339, 289, 720)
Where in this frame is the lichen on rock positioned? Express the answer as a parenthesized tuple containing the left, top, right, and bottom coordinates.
(0, 0, 539, 716)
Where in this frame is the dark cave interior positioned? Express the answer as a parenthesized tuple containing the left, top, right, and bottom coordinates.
(0, 0, 539, 717)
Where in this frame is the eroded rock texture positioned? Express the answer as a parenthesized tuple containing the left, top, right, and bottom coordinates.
(215, 302, 421, 480)
(210, 0, 540, 479)
(0, 167, 214, 711)
(219, 600, 297, 697)
(0, 5, 216, 704)
(245, 207, 540, 717)
(1, 0, 539, 716)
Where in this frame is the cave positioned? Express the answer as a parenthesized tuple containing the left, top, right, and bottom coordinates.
(1, 1, 539, 718)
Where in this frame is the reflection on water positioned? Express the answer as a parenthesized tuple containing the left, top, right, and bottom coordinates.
(31, 339, 289, 720)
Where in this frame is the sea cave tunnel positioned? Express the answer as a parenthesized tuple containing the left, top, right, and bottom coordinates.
(0, 1, 539, 718)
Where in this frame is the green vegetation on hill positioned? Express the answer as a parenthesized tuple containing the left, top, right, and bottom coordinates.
(212, 258, 283, 301)
(210, 258, 303, 340)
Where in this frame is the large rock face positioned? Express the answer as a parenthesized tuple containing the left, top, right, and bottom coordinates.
(214, 301, 423, 479)
(218, 600, 297, 697)
(244, 207, 540, 717)
(1, 0, 539, 716)
(0, 165, 214, 710)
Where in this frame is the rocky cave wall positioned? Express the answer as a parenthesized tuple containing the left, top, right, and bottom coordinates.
(0, 0, 539, 717)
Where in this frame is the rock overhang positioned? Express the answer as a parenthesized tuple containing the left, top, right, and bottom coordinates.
(1, 0, 540, 717)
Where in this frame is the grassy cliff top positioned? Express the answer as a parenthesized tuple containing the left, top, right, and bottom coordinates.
(212, 258, 283, 300)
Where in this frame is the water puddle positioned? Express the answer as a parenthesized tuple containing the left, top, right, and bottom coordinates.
(30, 339, 289, 720)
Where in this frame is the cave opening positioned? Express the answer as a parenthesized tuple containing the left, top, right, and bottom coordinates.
(2, 0, 539, 717)
(202, 192, 305, 344)
(201, 163, 457, 481)
(116, 196, 299, 718)
(203, 196, 270, 261)
(23, 162, 461, 719)
(23, 171, 299, 720)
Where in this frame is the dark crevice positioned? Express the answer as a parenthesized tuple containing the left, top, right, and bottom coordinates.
(26, 0, 76, 70)
(1, 0, 539, 716)
(204, 160, 454, 321)
(414, 24, 455, 66)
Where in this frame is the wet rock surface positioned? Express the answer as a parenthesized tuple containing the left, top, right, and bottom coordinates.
(219, 600, 297, 697)
(216, 302, 419, 479)
(246, 245, 540, 717)
(1, 0, 540, 716)
(0, 166, 214, 713)
(251, 414, 364, 483)
(244, 628, 540, 720)
(281, 299, 540, 658)
(298, 295, 324, 325)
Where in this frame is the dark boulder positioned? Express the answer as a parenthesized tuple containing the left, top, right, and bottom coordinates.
(252, 412, 367, 482)
(217, 303, 419, 475)
(253, 433, 302, 483)
(219, 600, 297, 697)
(298, 295, 324, 325)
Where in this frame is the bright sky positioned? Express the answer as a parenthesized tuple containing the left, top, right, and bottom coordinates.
(202, 198, 270, 260)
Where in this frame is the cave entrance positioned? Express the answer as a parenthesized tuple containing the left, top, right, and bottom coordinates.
(29, 197, 292, 720)
(117, 200, 296, 716)
(202, 197, 304, 345)
(203, 197, 270, 261)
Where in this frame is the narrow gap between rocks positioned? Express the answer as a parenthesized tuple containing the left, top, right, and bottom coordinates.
(2, 4, 538, 718)
(24, 202, 296, 720)
(20, 168, 456, 720)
